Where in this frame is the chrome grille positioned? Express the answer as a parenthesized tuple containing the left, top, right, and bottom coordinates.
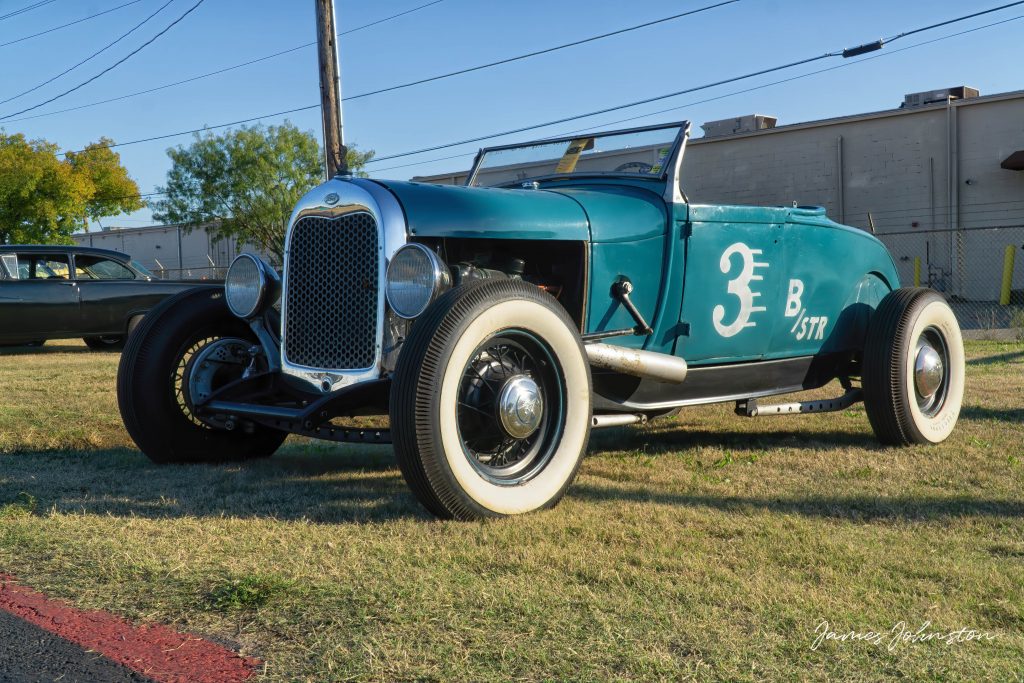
(284, 212, 379, 370)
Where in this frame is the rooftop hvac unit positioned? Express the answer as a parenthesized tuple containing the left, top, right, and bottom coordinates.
(700, 114, 778, 138)
(901, 86, 979, 108)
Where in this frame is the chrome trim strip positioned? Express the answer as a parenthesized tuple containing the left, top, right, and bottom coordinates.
(664, 122, 690, 205)
(279, 178, 407, 392)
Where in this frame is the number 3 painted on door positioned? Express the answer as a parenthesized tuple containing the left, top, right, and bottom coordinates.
(712, 242, 769, 338)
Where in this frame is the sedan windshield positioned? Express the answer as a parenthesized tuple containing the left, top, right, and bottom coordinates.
(469, 124, 682, 188)
(130, 260, 155, 278)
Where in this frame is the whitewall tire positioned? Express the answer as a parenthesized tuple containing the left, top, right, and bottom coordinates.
(862, 288, 965, 445)
(390, 279, 592, 520)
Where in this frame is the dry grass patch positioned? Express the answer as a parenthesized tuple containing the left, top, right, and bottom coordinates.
(1, 340, 1022, 681)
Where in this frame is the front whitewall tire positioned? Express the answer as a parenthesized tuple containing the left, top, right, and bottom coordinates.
(390, 279, 592, 520)
(437, 300, 590, 515)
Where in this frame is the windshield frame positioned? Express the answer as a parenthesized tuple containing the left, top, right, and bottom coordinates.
(465, 121, 690, 189)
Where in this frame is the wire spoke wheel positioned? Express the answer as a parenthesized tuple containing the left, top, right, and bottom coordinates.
(176, 335, 253, 429)
(456, 331, 565, 485)
(117, 286, 286, 464)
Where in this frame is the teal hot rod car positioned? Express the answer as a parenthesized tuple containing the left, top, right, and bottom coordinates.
(117, 122, 965, 520)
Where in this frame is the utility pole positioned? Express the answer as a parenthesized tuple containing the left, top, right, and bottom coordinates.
(315, 0, 347, 178)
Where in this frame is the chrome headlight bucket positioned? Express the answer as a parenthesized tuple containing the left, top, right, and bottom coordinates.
(225, 253, 280, 319)
(385, 243, 450, 319)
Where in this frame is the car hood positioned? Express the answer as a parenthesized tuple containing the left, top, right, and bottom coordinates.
(371, 179, 590, 240)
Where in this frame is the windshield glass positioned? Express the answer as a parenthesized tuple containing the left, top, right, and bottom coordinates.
(130, 260, 154, 278)
(469, 124, 682, 188)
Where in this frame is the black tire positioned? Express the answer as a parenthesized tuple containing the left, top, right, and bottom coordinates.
(84, 335, 125, 351)
(117, 286, 287, 463)
(862, 287, 965, 445)
(390, 279, 592, 520)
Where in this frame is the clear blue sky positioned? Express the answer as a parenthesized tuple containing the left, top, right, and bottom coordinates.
(1, 0, 1021, 227)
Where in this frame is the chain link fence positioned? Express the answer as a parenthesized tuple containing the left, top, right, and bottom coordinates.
(874, 225, 1024, 333)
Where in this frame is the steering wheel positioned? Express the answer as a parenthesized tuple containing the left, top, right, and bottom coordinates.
(613, 161, 653, 174)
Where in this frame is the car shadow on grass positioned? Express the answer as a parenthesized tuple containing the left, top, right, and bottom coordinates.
(0, 445, 431, 524)
(960, 406, 1024, 423)
(569, 485, 1024, 520)
(0, 343, 92, 356)
(966, 349, 1024, 366)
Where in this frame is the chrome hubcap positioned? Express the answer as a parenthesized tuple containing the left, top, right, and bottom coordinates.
(913, 326, 950, 417)
(914, 341, 944, 400)
(497, 375, 543, 439)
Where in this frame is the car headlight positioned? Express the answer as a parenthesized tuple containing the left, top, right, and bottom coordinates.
(225, 254, 279, 319)
(385, 243, 450, 319)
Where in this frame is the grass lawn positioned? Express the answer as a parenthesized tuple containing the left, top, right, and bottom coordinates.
(1, 340, 1022, 682)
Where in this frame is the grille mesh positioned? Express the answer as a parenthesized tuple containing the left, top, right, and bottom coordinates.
(284, 212, 379, 369)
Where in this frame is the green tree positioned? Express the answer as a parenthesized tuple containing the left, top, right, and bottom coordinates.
(152, 122, 373, 262)
(0, 133, 144, 244)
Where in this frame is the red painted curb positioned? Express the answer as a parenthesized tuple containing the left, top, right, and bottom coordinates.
(0, 575, 260, 683)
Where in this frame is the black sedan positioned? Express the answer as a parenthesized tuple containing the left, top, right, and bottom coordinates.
(0, 245, 201, 350)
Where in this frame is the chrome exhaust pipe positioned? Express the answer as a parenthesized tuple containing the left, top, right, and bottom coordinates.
(585, 343, 688, 383)
(592, 413, 647, 428)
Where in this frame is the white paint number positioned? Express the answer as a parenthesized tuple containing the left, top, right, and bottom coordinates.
(713, 242, 769, 338)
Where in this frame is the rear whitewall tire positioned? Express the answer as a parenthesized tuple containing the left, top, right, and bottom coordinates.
(901, 299, 965, 443)
(390, 279, 592, 520)
(863, 288, 965, 445)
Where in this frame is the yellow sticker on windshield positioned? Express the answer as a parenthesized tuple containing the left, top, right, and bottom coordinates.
(555, 137, 594, 174)
(650, 146, 670, 175)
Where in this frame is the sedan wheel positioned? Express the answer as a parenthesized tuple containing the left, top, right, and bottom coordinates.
(83, 335, 125, 351)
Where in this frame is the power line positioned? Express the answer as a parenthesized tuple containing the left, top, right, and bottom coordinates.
(68, 104, 322, 154)
(0, 1, 144, 49)
(0, 0, 57, 22)
(344, 0, 741, 102)
(2, 44, 316, 125)
(0, 0, 207, 120)
(2, 0, 731, 124)
(60, 4, 1024, 165)
(539, 14, 1024, 143)
(882, 0, 1024, 40)
(337, 0, 445, 35)
(365, 2, 1024, 165)
(369, 12, 1024, 174)
(363, 55, 834, 164)
(0, 0, 175, 107)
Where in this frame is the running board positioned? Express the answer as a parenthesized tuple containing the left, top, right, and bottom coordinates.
(735, 388, 863, 417)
